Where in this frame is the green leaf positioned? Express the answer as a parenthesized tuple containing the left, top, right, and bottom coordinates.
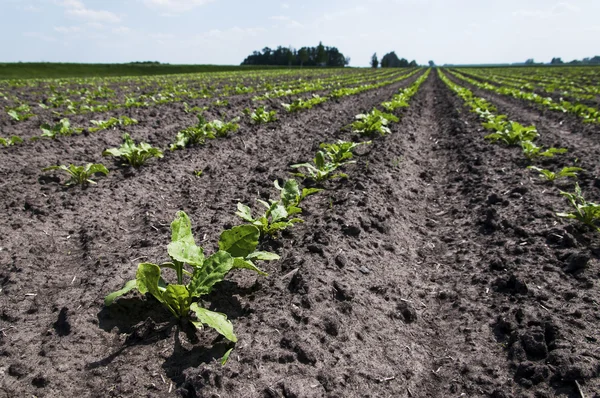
(235, 203, 254, 222)
(218, 225, 259, 258)
(270, 203, 288, 222)
(87, 163, 109, 176)
(279, 179, 300, 206)
(136, 262, 164, 303)
(232, 258, 268, 276)
(301, 188, 323, 200)
(104, 279, 137, 306)
(220, 348, 233, 365)
(187, 251, 233, 297)
(167, 211, 204, 267)
(190, 304, 237, 342)
(162, 284, 191, 318)
(246, 251, 280, 261)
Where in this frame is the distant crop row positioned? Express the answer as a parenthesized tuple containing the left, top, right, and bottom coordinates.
(439, 69, 600, 232)
(98, 71, 429, 352)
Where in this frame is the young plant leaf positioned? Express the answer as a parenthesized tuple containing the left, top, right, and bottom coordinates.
(218, 225, 260, 258)
(104, 279, 137, 306)
(187, 251, 234, 297)
(190, 304, 237, 342)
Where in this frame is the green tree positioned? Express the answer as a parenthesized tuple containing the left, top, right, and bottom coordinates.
(316, 41, 326, 66)
(298, 48, 309, 67)
(428, 60, 435, 67)
(371, 53, 379, 68)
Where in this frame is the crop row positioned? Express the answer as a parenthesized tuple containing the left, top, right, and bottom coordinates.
(477, 66, 600, 91)
(1, 68, 424, 146)
(1, 69, 414, 123)
(439, 69, 600, 231)
(448, 70, 600, 124)
(43, 68, 433, 351)
(1, 68, 399, 117)
(454, 68, 599, 103)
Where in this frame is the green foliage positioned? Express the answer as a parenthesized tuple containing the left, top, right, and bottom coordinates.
(249, 106, 278, 124)
(282, 95, 327, 112)
(521, 141, 567, 160)
(527, 166, 583, 182)
(89, 116, 138, 132)
(103, 133, 163, 167)
(40, 118, 82, 138)
(319, 140, 370, 166)
(170, 115, 239, 150)
(43, 163, 109, 186)
(213, 99, 229, 107)
(7, 104, 35, 121)
(208, 117, 240, 137)
(105, 211, 277, 341)
(236, 179, 320, 237)
(381, 69, 431, 111)
(483, 121, 538, 146)
(352, 109, 399, 137)
(183, 102, 208, 114)
(557, 183, 600, 231)
(0, 135, 23, 147)
(171, 115, 215, 150)
(291, 151, 348, 182)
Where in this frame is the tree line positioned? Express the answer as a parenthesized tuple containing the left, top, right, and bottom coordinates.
(241, 42, 349, 67)
(370, 52, 418, 68)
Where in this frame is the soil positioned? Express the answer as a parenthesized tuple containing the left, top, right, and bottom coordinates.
(1, 70, 599, 398)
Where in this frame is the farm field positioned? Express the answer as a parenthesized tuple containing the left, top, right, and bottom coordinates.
(1, 66, 599, 398)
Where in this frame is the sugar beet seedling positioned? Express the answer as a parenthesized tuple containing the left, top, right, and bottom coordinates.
(105, 211, 279, 342)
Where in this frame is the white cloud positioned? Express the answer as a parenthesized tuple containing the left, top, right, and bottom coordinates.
(87, 22, 105, 29)
(61, 0, 121, 23)
(269, 15, 304, 29)
(54, 26, 81, 33)
(24, 32, 57, 42)
(514, 2, 580, 18)
(194, 26, 266, 42)
(112, 26, 131, 34)
(23, 5, 42, 12)
(281, 2, 289, 8)
(143, 0, 215, 13)
(151, 33, 176, 39)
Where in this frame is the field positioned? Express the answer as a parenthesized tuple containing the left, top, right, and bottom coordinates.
(0, 63, 298, 80)
(1, 65, 599, 397)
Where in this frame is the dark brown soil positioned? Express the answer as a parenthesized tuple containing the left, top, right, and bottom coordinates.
(1, 71, 599, 398)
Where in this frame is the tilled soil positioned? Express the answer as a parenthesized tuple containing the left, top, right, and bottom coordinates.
(1, 71, 599, 398)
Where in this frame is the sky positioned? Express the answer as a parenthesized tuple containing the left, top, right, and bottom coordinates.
(1, 0, 599, 66)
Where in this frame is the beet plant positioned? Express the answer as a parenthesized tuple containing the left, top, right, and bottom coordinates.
(521, 141, 567, 160)
(105, 211, 278, 342)
(291, 151, 348, 182)
(40, 118, 82, 138)
(43, 163, 109, 186)
(236, 179, 320, 237)
(103, 133, 163, 167)
(248, 106, 278, 124)
(0, 136, 23, 147)
(89, 116, 138, 133)
(527, 166, 583, 182)
(352, 109, 399, 137)
(282, 95, 327, 112)
(7, 104, 35, 121)
(319, 140, 370, 166)
(483, 120, 538, 145)
(557, 183, 600, 232)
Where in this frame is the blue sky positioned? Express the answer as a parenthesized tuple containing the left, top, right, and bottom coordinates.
(2, 0, 599, 66)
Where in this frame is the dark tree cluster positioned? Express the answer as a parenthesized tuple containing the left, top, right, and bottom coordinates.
(241, 42, 350, 67)
(563, 55, 600, 65)
(379, 51, 418, 68)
